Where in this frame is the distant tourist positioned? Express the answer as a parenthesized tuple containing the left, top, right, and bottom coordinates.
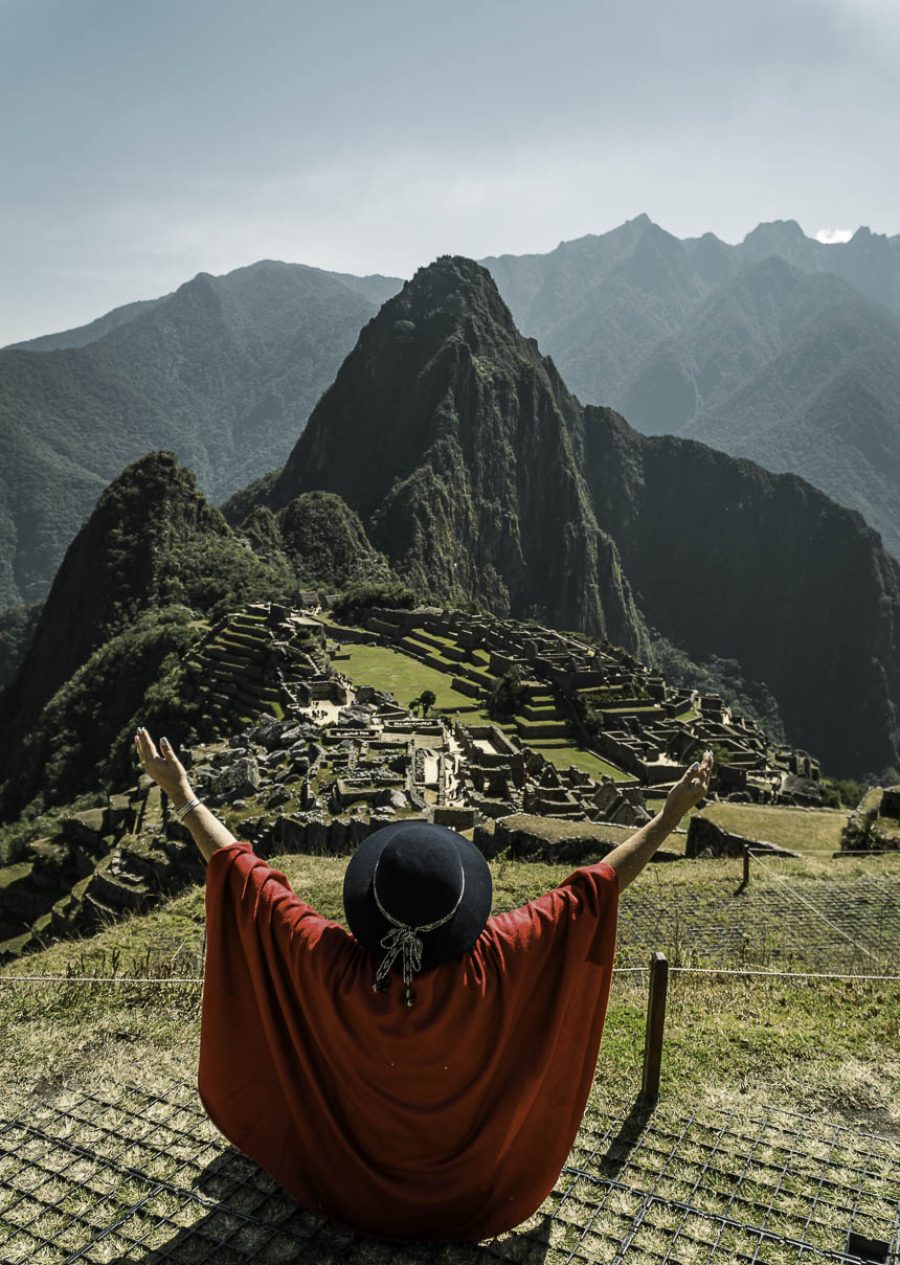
(134, 727, 712, 1243)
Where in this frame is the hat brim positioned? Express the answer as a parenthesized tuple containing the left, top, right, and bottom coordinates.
(343, 821, 493, 972)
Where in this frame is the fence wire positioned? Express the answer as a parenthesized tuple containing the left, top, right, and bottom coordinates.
(615, 861, 900, 975)
(0, 1080, 897, 1265)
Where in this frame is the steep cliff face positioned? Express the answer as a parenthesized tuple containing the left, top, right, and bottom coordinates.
(579, 408, 900, 777)
(272, 256, 647, 649)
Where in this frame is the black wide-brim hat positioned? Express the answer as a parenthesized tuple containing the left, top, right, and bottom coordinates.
(343, 820, 493, 973)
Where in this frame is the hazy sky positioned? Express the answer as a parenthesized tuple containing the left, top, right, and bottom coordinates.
(2, 0, 898, 343)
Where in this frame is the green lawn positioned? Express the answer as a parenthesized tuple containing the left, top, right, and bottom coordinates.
(532, 744, 633, 782)
(337, 643, 478, 710)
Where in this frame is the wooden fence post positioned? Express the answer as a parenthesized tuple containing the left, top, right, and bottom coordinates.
(641, 951, 669, 1105)
(742, 845, 751, 889)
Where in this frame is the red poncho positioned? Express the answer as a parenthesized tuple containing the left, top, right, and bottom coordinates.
(198, 842, 619, 1243)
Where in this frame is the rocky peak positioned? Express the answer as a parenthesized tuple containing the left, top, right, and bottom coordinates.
(742, 219, 807, 248)
(271, 255, 573, 517)
(266, 256, 646, 650)
(0, 452, 235, 789)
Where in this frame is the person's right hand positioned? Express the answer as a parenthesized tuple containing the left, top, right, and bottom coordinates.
(134, 727, 192, 802)
(663, 749, 714, 824)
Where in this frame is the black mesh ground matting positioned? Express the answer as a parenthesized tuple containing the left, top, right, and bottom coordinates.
(1, 1081, 897, 1264)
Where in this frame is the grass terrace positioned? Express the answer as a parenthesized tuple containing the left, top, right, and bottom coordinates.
(703, 801, 849, 854)
(640, 800, 852, 856)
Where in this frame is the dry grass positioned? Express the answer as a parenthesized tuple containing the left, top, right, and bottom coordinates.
(700, 801, 849, 853)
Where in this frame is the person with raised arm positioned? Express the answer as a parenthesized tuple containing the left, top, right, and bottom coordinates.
(135, 726, 712, 1243)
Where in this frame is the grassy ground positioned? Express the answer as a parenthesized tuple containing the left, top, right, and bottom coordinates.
(702, 802, 848, 853)
(337, 643, 474, 710)
(643, 799, 851, 855)
(1, 850, 897, 1262)
(532, 744, 633, 782)
(2, 852, 897, 1109)
(0, 861, 32, 890)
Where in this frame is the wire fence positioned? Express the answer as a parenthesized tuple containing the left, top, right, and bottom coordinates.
(1, 963, 899, 988)
(2, 851, 898, 988)
(747, 853, 885, 965)
(615, 850, 899, 976)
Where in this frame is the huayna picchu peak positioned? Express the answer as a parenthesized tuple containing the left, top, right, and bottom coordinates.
(266, 256, 648, 655)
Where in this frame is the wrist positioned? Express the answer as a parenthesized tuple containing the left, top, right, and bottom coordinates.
(168, 779, 195, 811)
(658, 804, 682, 831)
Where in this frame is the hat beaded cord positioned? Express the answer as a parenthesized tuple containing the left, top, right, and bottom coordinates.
(342, 821, 494, 1007)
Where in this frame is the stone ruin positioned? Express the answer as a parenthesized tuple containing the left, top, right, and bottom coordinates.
(182, 602, 329, 737)
(0, 599, 840, 962)
(880, 786, 900, 819)
(329, 603, 822, 807)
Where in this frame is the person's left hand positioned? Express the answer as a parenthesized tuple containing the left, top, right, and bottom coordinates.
(134, 727, 191, 799)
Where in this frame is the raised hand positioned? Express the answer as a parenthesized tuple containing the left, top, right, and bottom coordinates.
(663, 749, 714, 824)
(134, 727, 192, 801)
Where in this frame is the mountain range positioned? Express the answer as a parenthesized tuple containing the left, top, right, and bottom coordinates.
(0, 262, 399, 607)
(3, 254, 894, 823)
(3, 216, 900, 616)
(483, 217, 900, 558)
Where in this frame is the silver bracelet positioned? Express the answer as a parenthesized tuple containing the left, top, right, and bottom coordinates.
(176, 796, 202, 821)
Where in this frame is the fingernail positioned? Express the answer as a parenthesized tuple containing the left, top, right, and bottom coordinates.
(690, 761, 699, 770)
